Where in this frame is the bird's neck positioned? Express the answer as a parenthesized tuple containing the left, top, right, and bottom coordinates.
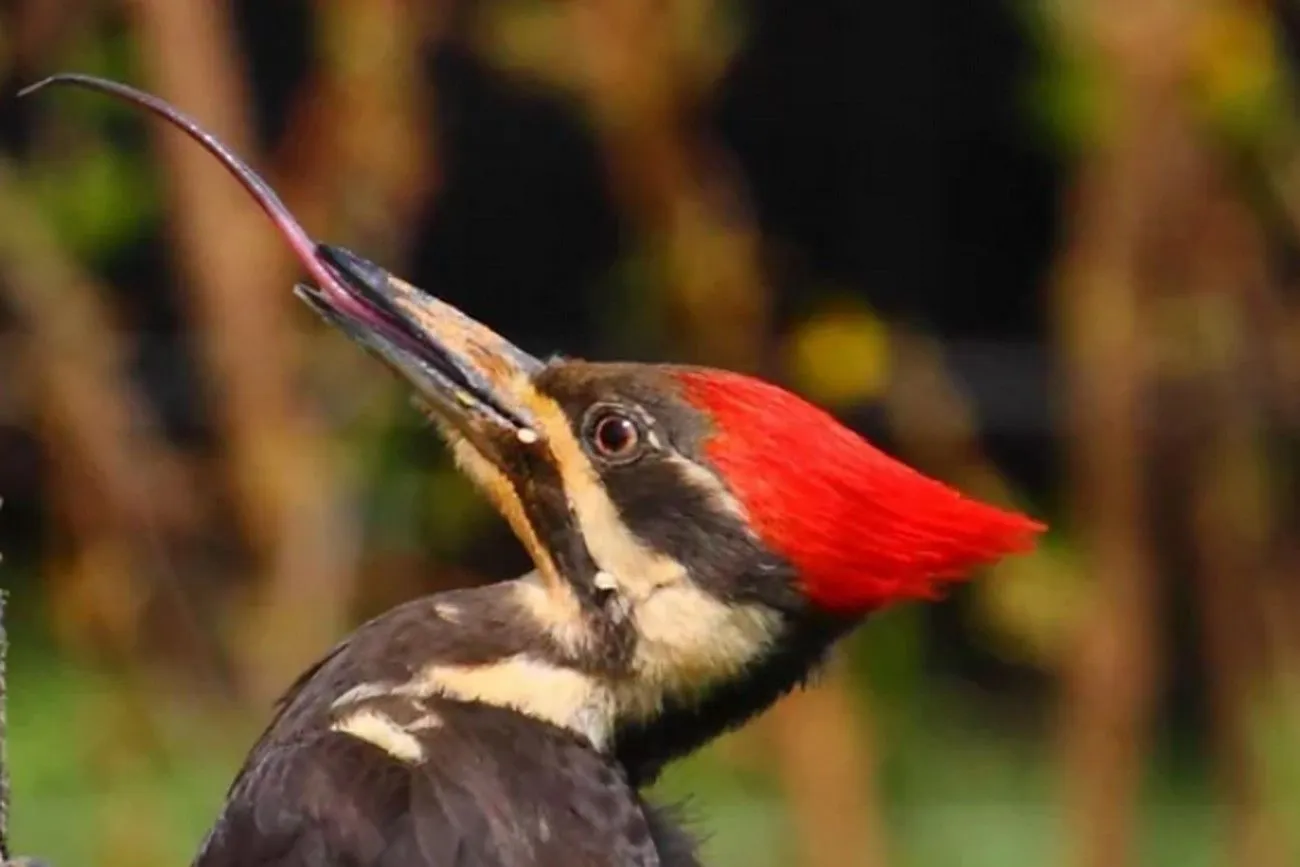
(510, 569, 852, 786)
(608, 609, 848, 785)
(303, 576, 846, 788)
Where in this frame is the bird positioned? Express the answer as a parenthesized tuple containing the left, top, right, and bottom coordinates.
(22, 74, 1045, 867)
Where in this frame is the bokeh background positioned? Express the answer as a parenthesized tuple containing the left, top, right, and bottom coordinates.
(1, 1, 1299, 866)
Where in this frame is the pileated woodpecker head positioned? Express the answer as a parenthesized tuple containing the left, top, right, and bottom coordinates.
(26, 75, 1044, 784)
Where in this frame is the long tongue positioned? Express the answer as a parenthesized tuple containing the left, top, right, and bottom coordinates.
(19, 72, 381, 328)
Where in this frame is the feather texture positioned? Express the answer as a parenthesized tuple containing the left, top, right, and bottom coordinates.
(675, 369, 1044, 614)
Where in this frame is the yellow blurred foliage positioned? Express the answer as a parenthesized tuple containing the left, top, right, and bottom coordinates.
(784, 300, 890, 407)
(477, 0, 738, 106)
(1190, 2, 1284, 137)
(974, 538, 1092, 671)
(98, 791, 170, 867)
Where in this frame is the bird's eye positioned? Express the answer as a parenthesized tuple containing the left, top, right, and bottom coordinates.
(586, 410, 644, 462)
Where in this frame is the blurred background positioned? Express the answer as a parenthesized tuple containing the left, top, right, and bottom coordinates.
(0, 1, 1298, 866)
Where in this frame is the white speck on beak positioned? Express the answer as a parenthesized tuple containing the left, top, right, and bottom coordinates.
(593, 571, 617, 592)
(517, 428, 539, 444)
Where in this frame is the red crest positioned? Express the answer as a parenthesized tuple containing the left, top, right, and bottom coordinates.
(675, 369, 1044, 614)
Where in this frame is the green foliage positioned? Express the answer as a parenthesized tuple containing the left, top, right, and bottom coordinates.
(4, 648, 1229, 867)
(25, 28, 160, 261)
(28, 145, 159, 263)
(1011, 0, 1103, 155)
(8, 3, 1298, 865)
(847, 605, 925, 705)
(1187, 5, 1294, 148)
(596, 249, 673, 359)
(6, 659, 236, 867)
(339, 391, 484, 557)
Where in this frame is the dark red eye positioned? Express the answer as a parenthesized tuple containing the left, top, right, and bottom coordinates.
(589, 412, 642, 460)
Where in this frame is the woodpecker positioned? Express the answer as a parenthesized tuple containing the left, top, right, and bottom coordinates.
(24, 74, 1044, 867)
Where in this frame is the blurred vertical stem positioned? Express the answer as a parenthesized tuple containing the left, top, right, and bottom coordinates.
(280, 0, 441, 610)
(273, 0, 435, 260)
(1184, 320, 1289, 867)
(124, 0, 360, 704)
(0, 588, 8, 865)
(1053, 172, 1161, 867)
(312, 0, 434, 258)
(558, 0, 769, 372)
(1183, 39, 1300, 860)
(1162, 112, 1293, 862)
(0, 162, 225, 867)
(1051, 1, 1300, 864)
(765, 656, 893, 867)
(1047, 1, 1196, 863)
(1188, 0, 1300, 856)
(1244, 11, 1300, 806)
(0, 163, 210, 674)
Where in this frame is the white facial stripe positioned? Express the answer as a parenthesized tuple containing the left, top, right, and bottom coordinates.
(523, 393, 783, 717)
(422, 381, 784, 738)
(330, 708, 425, 763)
(523, 393, 684, 603)
(661, 451, 751, 523)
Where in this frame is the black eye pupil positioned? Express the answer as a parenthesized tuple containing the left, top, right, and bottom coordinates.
(595, 415, 637, 455)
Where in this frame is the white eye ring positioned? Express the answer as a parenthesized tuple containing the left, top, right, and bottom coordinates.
(585, 408, 645, 463)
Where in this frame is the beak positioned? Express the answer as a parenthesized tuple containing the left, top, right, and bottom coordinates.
(18, 74, 544, 451)
(297, 245, 543, 448)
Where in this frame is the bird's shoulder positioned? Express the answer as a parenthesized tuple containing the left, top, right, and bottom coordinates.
(198, 584, 700, 867)
(247, 583, 557, 749)
(195, 696, 678, 867)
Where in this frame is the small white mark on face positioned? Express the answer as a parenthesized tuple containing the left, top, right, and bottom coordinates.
(331, 708, 425, 763)
(593, 571, 617, 592)
(433, 601, 462, 623)
(517, 427, 540, 445)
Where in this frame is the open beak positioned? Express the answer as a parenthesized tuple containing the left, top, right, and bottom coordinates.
(296, 245, 542, 447)
(19, 73, 543, 450)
